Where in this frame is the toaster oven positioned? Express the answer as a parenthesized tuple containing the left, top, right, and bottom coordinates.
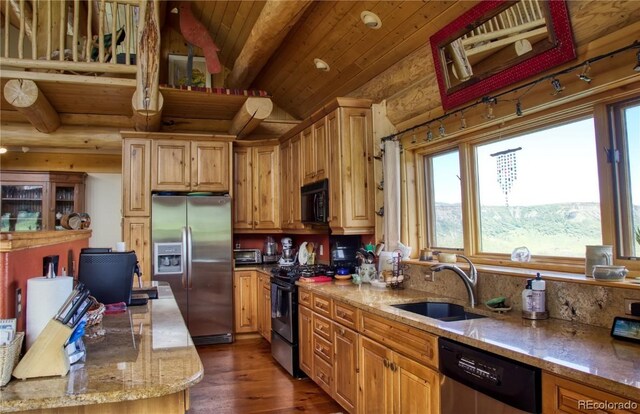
(233, 249, 262, 265)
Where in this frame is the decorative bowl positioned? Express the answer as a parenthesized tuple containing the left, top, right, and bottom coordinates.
(592, 265, 628, 281)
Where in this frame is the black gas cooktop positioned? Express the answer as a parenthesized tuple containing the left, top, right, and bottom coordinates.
(270, 264, 333, 282)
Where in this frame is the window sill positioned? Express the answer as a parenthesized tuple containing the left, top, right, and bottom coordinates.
(404, 258, 640, 291)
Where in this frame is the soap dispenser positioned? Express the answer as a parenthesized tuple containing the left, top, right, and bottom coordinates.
(523, 273, 549, 320)
(521, 279, 533, 312)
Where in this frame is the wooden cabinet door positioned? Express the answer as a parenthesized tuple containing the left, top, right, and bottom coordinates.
(262, 283, 271, 342)
(233, 147, 253, 229)
(256, 274, 265, 337)
(191, 141, 230, 192)
(123, 139, 151, 216)
(252, 145, 279, 230)
(298, 305, 313, 376)
(279, 140, 292, 229)
(335, 107, 374, 234)
(301, 126, 315, 185)
(542, 372, 640, 413)
(327, 109, 342, 229)
(290, 135, 304, 229)
(359, 336, 393, 414)
(152, 140, 190, 191)
(333, 323, 358, 414)
(393, 352, 440, 414)
(233, 271, 257, 333)
(313, 118, 328, 182)
(123, 217, 151, 281)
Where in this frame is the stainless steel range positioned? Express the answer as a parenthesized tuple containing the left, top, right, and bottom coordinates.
(270, 264, 332, 377)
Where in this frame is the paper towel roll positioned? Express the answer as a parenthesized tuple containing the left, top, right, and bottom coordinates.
(26, 276, 73, 349)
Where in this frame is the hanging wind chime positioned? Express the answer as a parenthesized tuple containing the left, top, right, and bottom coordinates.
(490, 147, 522, 206)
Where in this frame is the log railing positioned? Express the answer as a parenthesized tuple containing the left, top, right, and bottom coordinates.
(0, 0, 138, 74)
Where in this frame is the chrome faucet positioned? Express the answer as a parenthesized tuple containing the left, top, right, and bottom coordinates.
(430, 255, 478, 308)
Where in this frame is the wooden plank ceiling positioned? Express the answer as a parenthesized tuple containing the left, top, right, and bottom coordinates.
(189, 0, 480, 120)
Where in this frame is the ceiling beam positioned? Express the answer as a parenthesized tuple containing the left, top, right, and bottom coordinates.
(229, 97, 274, 139)
(0, 123, 121, 150)
(3, 79, 60, 133)
(226, 0, 312, 89)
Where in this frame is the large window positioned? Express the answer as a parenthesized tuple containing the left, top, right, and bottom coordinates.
(425, 150, 463, 249)
(475, 118, 601, 257)
(611, 100, 640, 258)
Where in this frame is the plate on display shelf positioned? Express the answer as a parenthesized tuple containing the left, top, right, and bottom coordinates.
(298, 242, 309, 265)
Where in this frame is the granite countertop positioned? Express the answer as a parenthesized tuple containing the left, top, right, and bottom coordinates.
(234, 264, 278, 274)
(0, 284, 203, 412)
(298, 282, 640, 401)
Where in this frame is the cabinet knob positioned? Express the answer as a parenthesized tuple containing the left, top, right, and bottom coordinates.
(390, 362, 397, 372)
(383, 359, 389, 368)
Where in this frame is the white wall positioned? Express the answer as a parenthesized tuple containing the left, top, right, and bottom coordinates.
(85, 173, 121, 249)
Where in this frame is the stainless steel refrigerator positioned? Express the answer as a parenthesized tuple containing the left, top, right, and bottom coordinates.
(151, 194, 233, 345)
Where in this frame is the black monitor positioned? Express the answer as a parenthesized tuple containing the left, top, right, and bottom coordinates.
(78, 251, 137, 305)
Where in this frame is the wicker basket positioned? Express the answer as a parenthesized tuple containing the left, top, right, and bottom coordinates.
(1, 332, 24, 386)
(86, 296, 105, 327)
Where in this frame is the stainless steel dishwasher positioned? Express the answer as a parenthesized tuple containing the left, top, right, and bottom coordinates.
(439, 337, 541, 414)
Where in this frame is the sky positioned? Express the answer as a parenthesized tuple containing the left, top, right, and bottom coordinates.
(432, 112, 640, 208)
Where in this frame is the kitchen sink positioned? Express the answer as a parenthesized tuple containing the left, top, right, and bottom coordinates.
(391, 302, 486, 322)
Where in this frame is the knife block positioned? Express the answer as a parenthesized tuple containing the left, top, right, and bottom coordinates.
(12, 319, 72, 379)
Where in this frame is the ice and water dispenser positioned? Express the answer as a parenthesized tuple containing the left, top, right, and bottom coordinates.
(154, 243, 183, 275)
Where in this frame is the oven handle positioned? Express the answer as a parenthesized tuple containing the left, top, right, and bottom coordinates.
(272, 281, 295, 293)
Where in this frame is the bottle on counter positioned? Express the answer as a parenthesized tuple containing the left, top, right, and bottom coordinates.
(522, 279, 533, 312)
(531, 273, 546, 312)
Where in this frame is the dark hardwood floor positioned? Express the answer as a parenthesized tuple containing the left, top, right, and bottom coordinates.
(190, 338, 344, 414)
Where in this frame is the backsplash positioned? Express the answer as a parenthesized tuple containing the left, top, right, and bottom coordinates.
(404, 264, 640, 329)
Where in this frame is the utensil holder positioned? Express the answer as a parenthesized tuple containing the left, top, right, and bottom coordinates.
(12, 319, 72, 379)
(0, 332, 24, 386)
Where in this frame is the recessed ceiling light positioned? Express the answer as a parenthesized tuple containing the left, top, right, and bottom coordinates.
(361, 11, 382, 29)
(170, 7, 179, 14)
(0, 147, 7, 154)
(314, 58, 330, 71)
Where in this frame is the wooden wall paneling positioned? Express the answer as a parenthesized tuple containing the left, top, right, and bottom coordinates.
(218, 0, 255, 70)
(123, 138, 151, 216)
(227, 2, 267, 72)
(215, 1, 241, 64)
(567, 1, 640, 47)
(123, 216, 151, 281)
(0, 152, 121, 173)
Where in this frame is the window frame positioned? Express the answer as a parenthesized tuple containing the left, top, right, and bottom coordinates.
(414, 93, 640, 274)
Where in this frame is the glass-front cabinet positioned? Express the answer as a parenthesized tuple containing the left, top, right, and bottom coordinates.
(1, 171, 86, 231)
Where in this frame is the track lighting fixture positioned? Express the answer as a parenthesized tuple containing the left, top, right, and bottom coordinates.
(515, 100, 523, 116)
(550, 78, 564, 95)
(438, 121, 446, 137)
(459, 112, 467, 129)
(634, 50, 640, 72)
(426, 126, 433, 142)
(578, 63, 592, 83)
(411, 134, 416, 144)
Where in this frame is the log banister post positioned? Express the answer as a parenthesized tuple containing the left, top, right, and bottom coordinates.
(132, 0, 162, 132)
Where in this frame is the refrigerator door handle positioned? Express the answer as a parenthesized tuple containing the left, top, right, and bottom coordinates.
(187, 226, 193, 289)
(181, 226, 188, 289)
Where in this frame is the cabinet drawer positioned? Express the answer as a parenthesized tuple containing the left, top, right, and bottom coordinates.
(313, 313, 332, 341)
(360, 311, 438, 369)
(313, 333, 333, 364)
(333, 300, 358, 330)
(313, 353, 333, 396)
(299, 289, 312, 308)
(542, 372, 640, 414)
(313, 294, 332, 318)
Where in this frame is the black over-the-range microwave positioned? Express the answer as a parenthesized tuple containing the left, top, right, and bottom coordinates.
(301, 179, 328, 225)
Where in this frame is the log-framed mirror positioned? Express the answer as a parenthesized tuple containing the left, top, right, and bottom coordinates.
(431, 0, 576, 110)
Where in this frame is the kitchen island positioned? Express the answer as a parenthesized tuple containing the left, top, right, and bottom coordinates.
(0, 283, 203, 414)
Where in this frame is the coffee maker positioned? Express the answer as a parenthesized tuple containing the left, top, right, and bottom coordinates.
(263, 236, 278, 264)
(279, 237, 296, 266)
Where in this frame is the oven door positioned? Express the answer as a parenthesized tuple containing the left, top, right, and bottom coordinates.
(271, 280, 296, 343)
